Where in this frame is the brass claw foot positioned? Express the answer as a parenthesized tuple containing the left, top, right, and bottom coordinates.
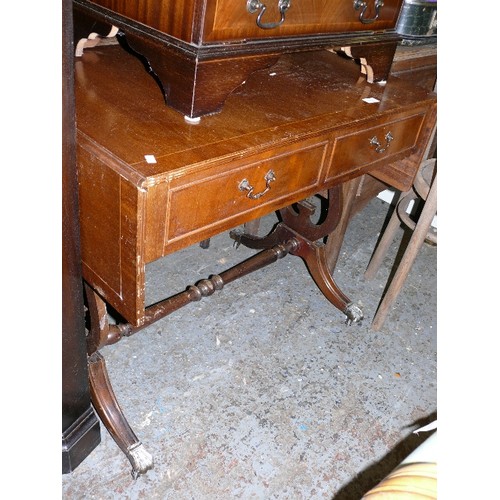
(343, 302, 364, 325)
(128, 443, 154, 479)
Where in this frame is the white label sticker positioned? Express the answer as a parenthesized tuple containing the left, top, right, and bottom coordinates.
(144, 155, 157, 164)
(362, 97, 380, 104)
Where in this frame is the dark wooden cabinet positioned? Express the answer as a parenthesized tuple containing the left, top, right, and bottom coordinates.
(73, 0, 405, 118)
(62, 0, 101, 474)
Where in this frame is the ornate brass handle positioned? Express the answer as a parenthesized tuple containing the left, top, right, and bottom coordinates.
(369, 131, 393, 153)
(353, 0, 384, 24)
(246, 0, 291, 30)
(238, 170, 276, 199)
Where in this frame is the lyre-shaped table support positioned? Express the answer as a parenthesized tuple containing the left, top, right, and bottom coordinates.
(230, 187, 363, 324)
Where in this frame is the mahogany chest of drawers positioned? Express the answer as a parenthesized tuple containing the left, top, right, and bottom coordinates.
(74, 0, 405, 118)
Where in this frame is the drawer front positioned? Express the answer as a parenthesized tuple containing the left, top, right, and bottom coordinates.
(203, 0, 403, 42)
(326, 112, 426, 182)
(165, 139, 329, 247)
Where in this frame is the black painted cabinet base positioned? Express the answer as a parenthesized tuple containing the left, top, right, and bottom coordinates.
(62, 407, 101, 473)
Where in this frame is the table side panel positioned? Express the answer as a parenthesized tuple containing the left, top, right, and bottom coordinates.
(78, 145, 121, 293)
(78, 139, 147, 326)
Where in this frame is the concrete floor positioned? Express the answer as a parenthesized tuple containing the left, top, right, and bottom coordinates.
(62, 195, 437, 499)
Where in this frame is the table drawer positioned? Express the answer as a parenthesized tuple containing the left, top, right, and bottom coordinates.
(165, 139, 329, 246)
(326, 112, 426, 181)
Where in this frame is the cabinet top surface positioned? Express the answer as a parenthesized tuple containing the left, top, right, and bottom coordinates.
(75, 45, 435, 183)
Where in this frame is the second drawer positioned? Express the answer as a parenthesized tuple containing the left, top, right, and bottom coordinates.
(326, 112, 426, 181)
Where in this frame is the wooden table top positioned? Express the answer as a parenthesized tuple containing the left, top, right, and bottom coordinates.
(75, 44, 436, 185)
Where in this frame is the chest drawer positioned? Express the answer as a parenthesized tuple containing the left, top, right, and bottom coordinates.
(83, 0, 404, 43)
(162, 138, 330, 249)
(203, 0, 403, 42)
(326, 111, 426, 181)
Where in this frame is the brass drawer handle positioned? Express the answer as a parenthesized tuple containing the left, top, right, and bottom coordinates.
(369, 131, 393, 153)
(247, 0, 291, 30)
(238, 169, 276, 199)
(353, 0, 384, 24)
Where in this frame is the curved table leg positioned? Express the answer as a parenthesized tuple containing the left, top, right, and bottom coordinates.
(85, 283, 153, 478)
(88, 351, 154, 478)
(292, 238, 364, 325)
